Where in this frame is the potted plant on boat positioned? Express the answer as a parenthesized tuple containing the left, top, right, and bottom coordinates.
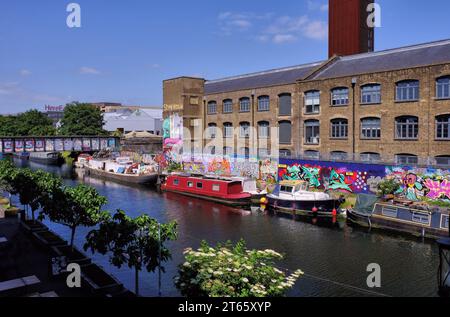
(377, 178, 401, 202)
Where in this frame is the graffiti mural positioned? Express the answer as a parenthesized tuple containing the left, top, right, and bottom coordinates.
(385, 166, 450, 203)
(278, 159, 386, 194)
(162, 114, 183, 163)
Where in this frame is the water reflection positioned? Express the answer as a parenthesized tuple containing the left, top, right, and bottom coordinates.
(13, 159, 440, 297)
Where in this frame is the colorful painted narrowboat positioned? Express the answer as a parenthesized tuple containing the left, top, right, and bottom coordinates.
(346, 194, 450, 239)
(267, 180, 345, 217)
(161, 174, 252, 207)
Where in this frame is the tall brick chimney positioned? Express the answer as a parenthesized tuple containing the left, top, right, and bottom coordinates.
(328, 0, 375, 58)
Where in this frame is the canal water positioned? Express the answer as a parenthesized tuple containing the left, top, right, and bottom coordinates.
(16, 160, 440, 297)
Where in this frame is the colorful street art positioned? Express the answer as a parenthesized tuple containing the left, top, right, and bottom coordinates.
(278, 159, 386, 194)
(162, 114, 183, 163)
(385, 166, 450, 202)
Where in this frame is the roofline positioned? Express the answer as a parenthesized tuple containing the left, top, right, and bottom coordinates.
(163, 76, 206, 82)
(205, 61, 324, 85)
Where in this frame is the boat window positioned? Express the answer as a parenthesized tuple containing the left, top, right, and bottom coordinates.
(173, 179, 179, 186)
(187, 181, 193, 188)
(381, 206, 398, 218)
(196, 182, 203, 189)
(442, 215, 449, 229)
(280, 186, 293, 193)
(212, 184, 220, 192)
(412, 212, 430, 225)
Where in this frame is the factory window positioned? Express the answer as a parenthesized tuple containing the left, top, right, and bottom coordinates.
(207, 101, 217, 114)
(330, 118, 348, 139)
(330, 151, 348, 161)
(258, 96, 270, 112)
(207, 123, 217, 139)
(239, 122, 251, 138)
(360, 152, 381, 162)
(305, 120, 320, 145)
(331, 87, 349, 106)
(279, 149, 292, 158)
(258, 121, 270, 139)
(196, 182, 204, 189)
(239, 97, 251, 112)
(396, 80, 419, 102)
(436, 115, 450, 140)
(361, 84, 381, 104)
(223, 146, 234, 157)
(396, 154, 418, 165)
(279, 93, 292, 116)
(395, 116, 419, 140)
(361, 117, 381, 139)
(279, 121, 292, 144)
(258, 148, 269, 158)
(206, 146, 216, 155)
(436, 76, 450, 99)
(304, 90, 320, 114)
(223, 99, 233, 113)
(435, 156, 450, 167)
(224, 122, 233, 138)
(239, 147, 250, 159)
(304, 150, 320, 160)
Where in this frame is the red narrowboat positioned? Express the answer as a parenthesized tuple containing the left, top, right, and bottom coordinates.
(161, 174, 252, 207)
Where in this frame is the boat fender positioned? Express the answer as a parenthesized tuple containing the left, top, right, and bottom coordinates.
(312, 207, 318, 213)
(332, 209, 337, 217)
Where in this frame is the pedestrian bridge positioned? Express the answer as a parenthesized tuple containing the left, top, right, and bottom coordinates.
(0, 136, 120, 153)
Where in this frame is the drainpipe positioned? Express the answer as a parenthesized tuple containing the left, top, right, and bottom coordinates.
(251, 90, 256, 158)
(351, 77, 357, 161)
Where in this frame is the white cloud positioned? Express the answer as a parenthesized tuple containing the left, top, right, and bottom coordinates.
(19, 69, 32, 76)
(304, 20, 328, 40)
(273, 34, 297, 44)
(263, 15, 327, 44)
(320, 4, 329, 12)
(79, 66, 101, 75)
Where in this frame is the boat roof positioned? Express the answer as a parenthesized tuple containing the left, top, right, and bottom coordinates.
(169, 173, 242, 184)
(279, 180, 308, 186)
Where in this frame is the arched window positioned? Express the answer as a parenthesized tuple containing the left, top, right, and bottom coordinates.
(206, 146, 216, 155)
(279, 93, 292, 116)
(361, 84, 381, 104)
(331, 87, 349, 106)
(396, 80, 419, 101)
(396, 154, 418, 165)
(207, 123, 217, 139)
(437, 76, 450, 99)
(304, 90, 320, 114)
(436, 155, 450, 167)
(360, 152, 381, 162)
(279, 149, 292, 158)
(436, 115, 450, 140)
(304, 150, 320, 159)
(207, 101, 217, 114)
(239, 147, 250, 159)
(305, 120, 320, 144)
(330, 151, 348, 161)
(330, 118, 348, 139)
(223, 146, 234, 157)
(223, 99, 233, 113)
(239, 122, 250, 138)
(279, 121, 292, 144)
(223, 122, 233, 138)
(395, 116, 419, 140)
(257, 96, 270, 112)
(258, 121, 270, 139)
(239, 97, 251, 112)
(361, 117, 381, 139)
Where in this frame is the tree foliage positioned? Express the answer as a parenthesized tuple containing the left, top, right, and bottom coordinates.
(175, 239, 303, 297)
(42, 184, 109, 248)
(84, 210, 178, 295)
(59, 102, 107, 136)
(0, 110, 55, 136)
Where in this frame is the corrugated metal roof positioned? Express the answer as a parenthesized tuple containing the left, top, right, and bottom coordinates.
(310, 39, 450, 80)
(204, 62, 323, 95)
(202, 39, 450, 94)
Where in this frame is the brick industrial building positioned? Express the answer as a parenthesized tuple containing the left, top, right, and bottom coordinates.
(163, 0, 450, 166)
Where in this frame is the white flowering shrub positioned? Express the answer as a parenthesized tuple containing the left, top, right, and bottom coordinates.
(175, 239, 303, 297)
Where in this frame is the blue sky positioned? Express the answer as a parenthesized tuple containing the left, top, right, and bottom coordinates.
(1, 0, 449, 114)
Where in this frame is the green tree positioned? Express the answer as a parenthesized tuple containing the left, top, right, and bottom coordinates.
(84, 210, 178, 296)
(175, 239, 303, 297)
(59, 102, 107, 136)
(15, 110, 56, 136)
(0, 116, 18, 136)
(42, 184, 108, 249)
(0, 160, 19, 206)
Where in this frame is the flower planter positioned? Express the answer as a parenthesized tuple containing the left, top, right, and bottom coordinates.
(31, 230, 67, 249)
(50, 245, 91, 266)
(81, 263, 124, 296)
(20, 219, 48, 234)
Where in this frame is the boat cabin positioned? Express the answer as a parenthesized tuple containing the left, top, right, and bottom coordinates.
(278, 180, 310, 194)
